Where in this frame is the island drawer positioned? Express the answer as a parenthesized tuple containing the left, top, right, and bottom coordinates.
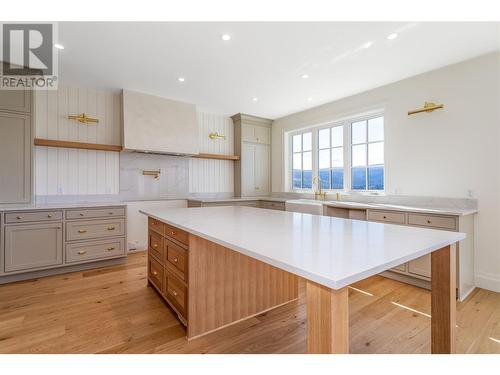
(166, 239, 187, 280)
(5, 210, 63, 224)
(164, 223, 189, 246)
(148, 231, 164, 263)
(66, 207, 125, 220)
(66, 238, 125, 264)
(407, 213, 457, 231)
(165, 271, 187, 317)
(259, 201, 285, 210)
(148, 217, 165, 235)
(367, 210, 405, 224)
(66, 218, 125, 241)
(148, 256, 164, 293)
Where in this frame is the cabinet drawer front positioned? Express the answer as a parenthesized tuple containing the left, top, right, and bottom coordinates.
(166, 239, 187, 279)
(66, 218, 125, 241)
(66, 207, 126, 220)
(5, 210, 63, 224)
(66, 238, 125, 264)
(407, 214, 457, 230)
(367, 210, 405, 224)
(148, 217, 165, 235)
(408, 254, 431, 279)
(148, 256, 164, 292)
(148, 231, 164, 262)
(4, 223, 63, 272)
(166, 271, 187, 314)
(259, 201, 285, 210)
(164, 223, 189, 246)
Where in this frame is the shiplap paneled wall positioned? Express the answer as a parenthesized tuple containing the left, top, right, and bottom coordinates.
(189, 112, 234, 193)
(35, 86, 121, 195)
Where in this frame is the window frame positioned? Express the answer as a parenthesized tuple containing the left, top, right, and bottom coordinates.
(287, 112, 385, 194)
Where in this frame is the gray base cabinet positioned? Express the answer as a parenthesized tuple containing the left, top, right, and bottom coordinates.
(4, 222, 63, 272)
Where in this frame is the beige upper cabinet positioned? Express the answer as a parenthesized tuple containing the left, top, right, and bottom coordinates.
(0, 90, 31, 113)
(232, 113, 273, 197)
(0, 111, 31, 203)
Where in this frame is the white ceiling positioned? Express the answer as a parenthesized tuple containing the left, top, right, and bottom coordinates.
(58, 22, 499, 119)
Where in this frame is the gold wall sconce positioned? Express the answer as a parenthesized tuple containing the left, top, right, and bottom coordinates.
(142, 169, 161, 179)
(68, 113, 99, 124)
(408, 102, 444, 116)
(208, 132, 226, 140)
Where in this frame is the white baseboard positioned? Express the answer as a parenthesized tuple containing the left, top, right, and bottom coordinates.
(475, 271, 500, 293)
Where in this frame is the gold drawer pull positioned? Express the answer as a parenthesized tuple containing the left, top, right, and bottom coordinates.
(77, 250, 87, 255)
(173, 258, 178, 263)
(107, 227, 115, 231)
(78, 229, 87, 234)
(170, 289, 178, 297)
(382, 215, 387, 219)
(47, 214, 53, 218)
(153, 243, 158, 248)
(107, 247, 115, 251)
(152, 270, 158, 276)
(427, 220, 432, 224)
(16, 216, 22, 220)
(108, 212, 114, 215)
(79, 213, 84, 216)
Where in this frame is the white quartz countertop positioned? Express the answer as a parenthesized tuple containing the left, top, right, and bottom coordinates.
(187, 196, 287, 203)
(140, 206, 465, 289)
(0, 201, 126, 212)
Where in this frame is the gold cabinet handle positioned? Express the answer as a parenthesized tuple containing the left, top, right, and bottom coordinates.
(78, 229, 87, 234)
(79, 213, 84, 216)
(107, 247, 115, 251)
(382, 215, 387, 219)
(427, 220, 432, 224)
(77, 250, 87, 255)
(153, 243, 158, 248)
(107, 227, 115, 231)
(170, 231, 176, 236)
(16, 216, 22, 220)
(152, 270, 158, 276)
(170, 289, 178, 297)
(173, 258, 178, 263)
(47, 214, 53, 218)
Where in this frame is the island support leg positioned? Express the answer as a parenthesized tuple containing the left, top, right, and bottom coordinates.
(306, 281, 349, 354)
(431, 245, 456, 354)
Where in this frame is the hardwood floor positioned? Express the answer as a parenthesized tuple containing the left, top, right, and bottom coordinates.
(0, 251, 499, 354)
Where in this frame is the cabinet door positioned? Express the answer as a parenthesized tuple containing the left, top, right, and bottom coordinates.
(254, 126, 271, 145)
(241, 143, 256, 196)
(241, 124, 256, 143)
(4, 223, 63, 272)
(408, 254, 431, 278)
(0, 90, 31, 113)
(0, 111, 31, 203)
(254, 144, 270, 196)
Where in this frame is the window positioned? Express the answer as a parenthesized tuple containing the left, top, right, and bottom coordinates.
(292, 131, 312, 189)
(318, 126, 344, 190)
(351, 117, 384, 191)
(289, 114, 384, 192)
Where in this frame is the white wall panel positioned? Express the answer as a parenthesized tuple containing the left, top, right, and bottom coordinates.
(34, 85, 120, 195)
(189, 112, 234, 193)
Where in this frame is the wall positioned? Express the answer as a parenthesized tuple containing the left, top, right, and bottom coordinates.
(272, 52, 500, 292)
(189, 112, 234, 194)
(34, 86, 121, 195)
(34, 86, 235, 198)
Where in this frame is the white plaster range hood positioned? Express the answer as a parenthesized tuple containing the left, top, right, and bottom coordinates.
(121, 89, 199, 156)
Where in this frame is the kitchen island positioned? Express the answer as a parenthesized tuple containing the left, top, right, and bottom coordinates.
(140, 206, 465, 354)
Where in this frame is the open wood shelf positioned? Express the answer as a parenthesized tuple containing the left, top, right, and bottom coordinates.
(192, 153, 240, 161)
(34, 138, 123, 152)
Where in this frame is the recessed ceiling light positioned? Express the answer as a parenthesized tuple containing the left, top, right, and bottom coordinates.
(54, 43, 65, 50)
(221, 34, 231, 41)
(300, 74, 309, 79)
(386, 33, 398, 40)
(252, 97, 258, 102)
(307, 97, 313, 101)
(363, 41, 373, 49)
(177, 77, 185, 82)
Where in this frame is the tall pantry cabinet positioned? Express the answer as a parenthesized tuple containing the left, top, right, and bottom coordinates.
(231, 113, 272, 197)
(0, 90, 32, 204)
